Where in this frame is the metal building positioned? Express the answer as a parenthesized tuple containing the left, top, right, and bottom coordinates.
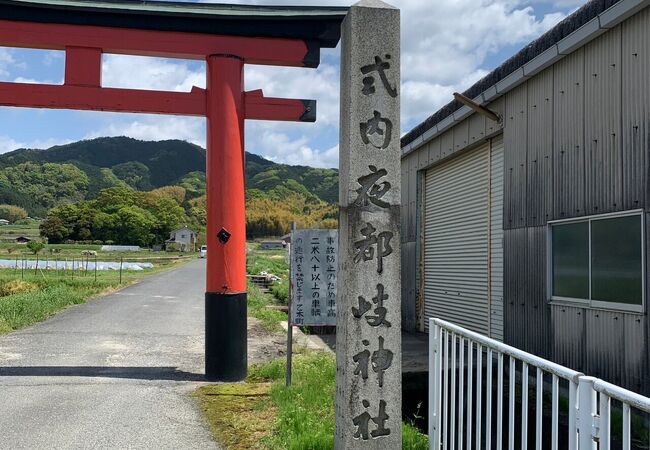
(401, 0, 650, 394)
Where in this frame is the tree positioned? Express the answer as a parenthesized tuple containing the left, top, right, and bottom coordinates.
(188, 195, 206, 227)
(0, 162, 89, 211)
(145, 185, 186, 205)
(245, 191, 337, 238)
(92, 211, 118, 243)
(26, 240, 45, 254)
(149, 197, 185, 243)
(39, 215, 69, 244)
(115, 206, 155, 246)
(0, 204, 28, 223)
(111, 161, 152, 190)
(177, 171, 206, 198)
(94, 186, 138, 213)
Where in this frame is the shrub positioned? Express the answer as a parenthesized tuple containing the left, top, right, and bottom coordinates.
(26, 241, 45, 255)
(0, 204, 28, 223)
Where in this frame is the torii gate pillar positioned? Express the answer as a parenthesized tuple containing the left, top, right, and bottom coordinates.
(205, 54, 247, 381)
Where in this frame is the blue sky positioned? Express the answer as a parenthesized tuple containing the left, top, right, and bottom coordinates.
(0, 0, 586, 168)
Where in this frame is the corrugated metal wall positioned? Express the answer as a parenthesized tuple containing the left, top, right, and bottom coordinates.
(622, 10, 648, 211)
(401, 152, 417, 331)
(553, 48, 585, 219)
(584, 26, 622, 215)
(526, 69, 554, 226)
(400, 6, 650, 394)
(504, 81, 528, 229)
(499, 12, 649, 393)
(490, 139, 505, 341)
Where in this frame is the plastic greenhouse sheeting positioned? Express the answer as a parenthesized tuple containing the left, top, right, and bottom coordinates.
(0, 259, 153, 271)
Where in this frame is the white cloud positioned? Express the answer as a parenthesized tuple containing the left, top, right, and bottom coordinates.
(395, 0, 568, 126)
(74, 1, 575, 168)
(245, 61, 340, 127)
(102, 54, 205, 92)
(253, 130, 339, 169)
(0, 135, 23, 153)
(0, 47, 22, 78)
(13, 76, 63, 85)
(85, 115, 206, 147)
(205, 0, 569, 163)
(0, 135, 72, 154)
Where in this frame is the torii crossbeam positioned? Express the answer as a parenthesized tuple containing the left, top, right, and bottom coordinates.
(0, 0, 347, 381)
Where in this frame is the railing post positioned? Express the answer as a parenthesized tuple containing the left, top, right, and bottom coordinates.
(569, 380, 578, 450)
(430, 319, 442, 450)
(577, 376, 597, 450)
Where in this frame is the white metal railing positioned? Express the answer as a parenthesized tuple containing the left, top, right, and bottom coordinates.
(428, 318, 650, 450)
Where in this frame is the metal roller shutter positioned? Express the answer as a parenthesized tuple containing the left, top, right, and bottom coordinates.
(422, 139, 504, 339)
(424, 145, 489, 333)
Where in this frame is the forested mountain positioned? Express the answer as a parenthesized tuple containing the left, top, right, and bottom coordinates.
(0, 137, 338, 208)
(0, 137, 339, 239)
(0, 137, 205, 189)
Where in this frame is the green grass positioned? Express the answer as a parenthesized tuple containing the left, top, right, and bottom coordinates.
(269, 280, 289, 305)
(198, 352, 429, 449)
(0, 223, 40, 236)
(257, 352, 338, 449)
(0, 282, 103, 331)
(0, 258, 186, 335)
(247, 281, 286, 333)
(247, 244, 290, 305)
(247, 246, 288, 278)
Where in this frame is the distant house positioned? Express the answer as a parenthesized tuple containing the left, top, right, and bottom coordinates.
(15, 236, 31, 244)
(0, 219, 9, 225)
(166, 226, 197, 252)
(260, 241, 285, 250)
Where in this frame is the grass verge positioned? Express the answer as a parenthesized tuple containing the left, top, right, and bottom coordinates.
(194, 382, 277, 450)
(196, 352, 429, 450)
(0, 258, 186, 335)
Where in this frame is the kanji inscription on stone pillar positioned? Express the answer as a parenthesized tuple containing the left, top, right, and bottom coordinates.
(335, 1, 401, 448)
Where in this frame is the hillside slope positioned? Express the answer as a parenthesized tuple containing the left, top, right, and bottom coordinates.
(0, 137, 339, 210)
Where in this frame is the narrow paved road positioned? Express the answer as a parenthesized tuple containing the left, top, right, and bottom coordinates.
(0, 259, 219, 450)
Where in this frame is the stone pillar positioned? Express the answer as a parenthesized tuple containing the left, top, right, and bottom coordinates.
(335, 1, 401, 448)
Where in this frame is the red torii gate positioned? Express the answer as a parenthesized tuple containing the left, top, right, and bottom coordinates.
(0, 0, 346, 381)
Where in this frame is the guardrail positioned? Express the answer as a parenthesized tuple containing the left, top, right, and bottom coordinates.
(428, 317, 650, 450)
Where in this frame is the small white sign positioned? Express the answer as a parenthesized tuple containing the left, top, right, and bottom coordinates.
(290, 229, 338, 326)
